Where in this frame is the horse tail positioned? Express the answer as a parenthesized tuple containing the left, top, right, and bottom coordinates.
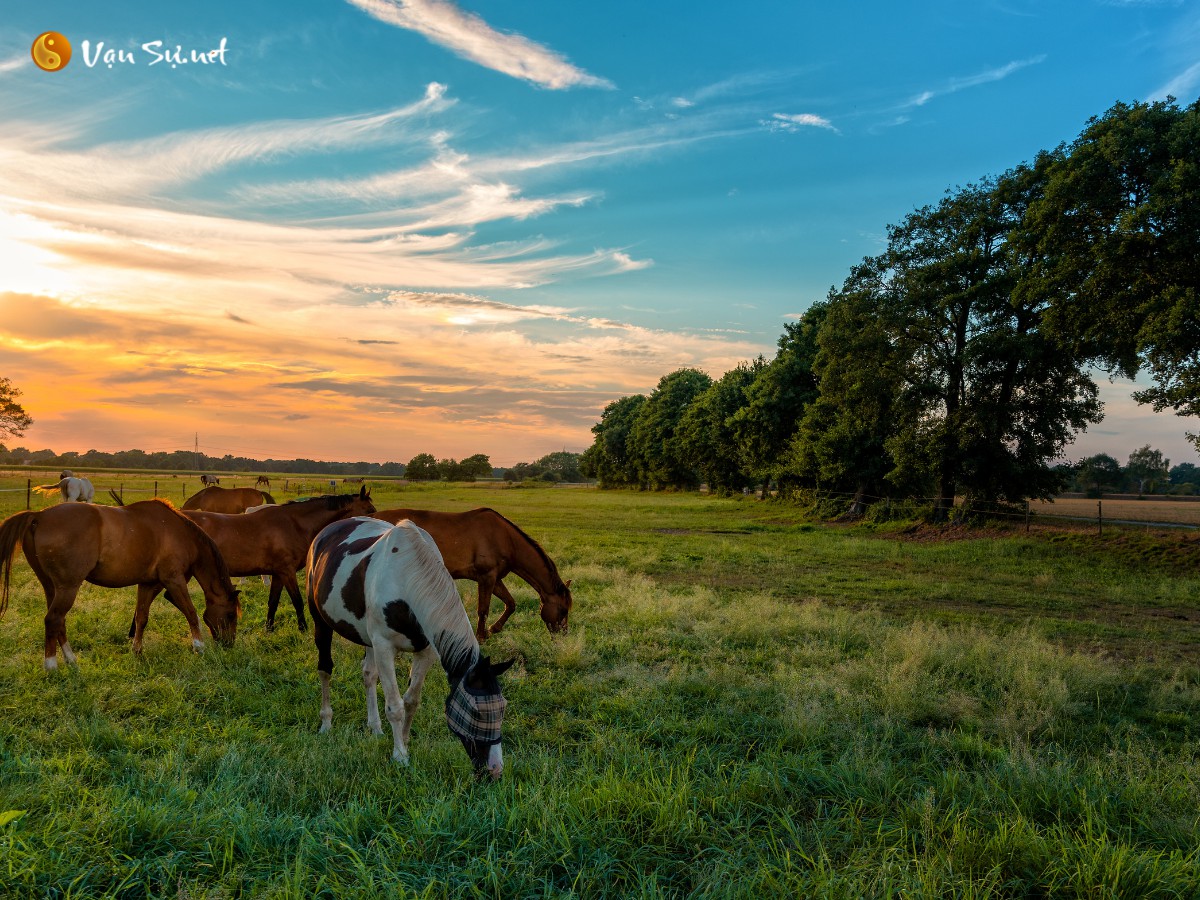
(261, 491, 276, 504)
(109, 489, 125, 506)
(0, 511, 37, 619)
(32, 481, 65, 495)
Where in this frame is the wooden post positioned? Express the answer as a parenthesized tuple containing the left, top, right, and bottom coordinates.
(183, 484, 186, 502)
(120, 484, 124, 503)
(154, 481, 158, 498)
(1025, 501, 1030, 533)
(26, 478, 31, 510)
(1098, 500, 1103, 537)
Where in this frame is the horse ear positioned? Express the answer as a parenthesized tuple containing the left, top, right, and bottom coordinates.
(564, 579, 572, 589)
(490, 657, 516, 677)
(359, 485, 369, 499)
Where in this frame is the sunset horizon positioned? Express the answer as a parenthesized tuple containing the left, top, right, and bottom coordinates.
(3, 1, 1198, 469)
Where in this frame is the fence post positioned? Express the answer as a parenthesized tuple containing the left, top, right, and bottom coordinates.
(1098, 500, 1103, 537)
(154, 481, 158, 498)
(182, 484, 186, 503)
(120, 484, 124, 503)
(1025, 501, 1030, 533)
(26, 478, 31, 510)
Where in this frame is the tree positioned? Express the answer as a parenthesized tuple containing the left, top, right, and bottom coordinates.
(627, 369, 713, 490)
(676, 360, 763, 494)
(730, 307, 825, 490)
(1023, 99, 1200, 450)
(534, 451, 583, 483)
(1125, 445, 1170, 495)
(810, 168, 1101, 519)
(1169, 462, 1200, 489)
(580, 395, 646, 488)
(0, 378, 33, 439)
(459, 454, 493, 479)
(1075, 453, 1123, 496)
(405, 453, 438, 481)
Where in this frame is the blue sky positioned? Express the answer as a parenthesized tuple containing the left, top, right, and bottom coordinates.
(1, 0, 1197, 466)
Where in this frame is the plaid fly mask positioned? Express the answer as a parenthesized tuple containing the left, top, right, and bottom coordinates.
(445, 677, 507, 746)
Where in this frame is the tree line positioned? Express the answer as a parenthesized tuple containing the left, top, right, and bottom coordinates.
(581, 99, 1199, 518)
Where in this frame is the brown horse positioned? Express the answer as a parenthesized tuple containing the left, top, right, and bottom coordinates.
(131, 487, 376, 637)
(183, 485, 275, 514)
(0, 500, 240, 669)
(255, 476, 271, 489)
(373, 507, 571, 640)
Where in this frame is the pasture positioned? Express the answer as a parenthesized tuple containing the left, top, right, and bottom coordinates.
(0, 479, 1198, 897)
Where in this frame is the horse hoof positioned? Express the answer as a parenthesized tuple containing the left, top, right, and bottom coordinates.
(319, 721, 332, 734)
(392, 752, 410, 766)
(43, 657, 58, 672)
(192, 639, 205, 654)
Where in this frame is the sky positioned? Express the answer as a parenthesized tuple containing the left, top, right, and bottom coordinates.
(1, 1, 1198, 468)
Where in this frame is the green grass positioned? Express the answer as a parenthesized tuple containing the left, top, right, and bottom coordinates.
(1, 482, 1198, 897)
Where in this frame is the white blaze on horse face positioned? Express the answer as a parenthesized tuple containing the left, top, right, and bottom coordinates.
(487, 743, 503, 779)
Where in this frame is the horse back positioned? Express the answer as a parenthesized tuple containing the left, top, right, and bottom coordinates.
(372, 507, 514, 579)
(25, 503, 174, 587)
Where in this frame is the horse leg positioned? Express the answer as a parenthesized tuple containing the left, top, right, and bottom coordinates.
(401, 646, 437, 748)
(362, 648, 383, 735)
(474, 576, 496, 642)
(266, 576, 284, 631)
(488, 579, 519, 636)
(282, 572, 307, 632)
(43, 582, 80, 671)
(161, 577, 206, 653)
(129, 583, 164, 654)
(371, 639, 410, 765)
(314, 605, 335, 733)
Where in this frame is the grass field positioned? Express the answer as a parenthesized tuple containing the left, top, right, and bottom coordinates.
(1032, 497, 1200, 527)
(0, 480, 1198, 897)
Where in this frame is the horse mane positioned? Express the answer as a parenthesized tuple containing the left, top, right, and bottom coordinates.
(285, 493, 360, 511)
(478, 508, 565, 589)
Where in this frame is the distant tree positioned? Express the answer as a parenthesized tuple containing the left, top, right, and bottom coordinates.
(580, 395, 647, 488)
(677, 360, 763, 494)
(1075, 453, 1123, 496)
(1125, 445, 1170, 495)
(460, 454, 493, 479)
(405, 453, 438, 481)
(1169, 462, 1200, 488)
(534, 451, 583, 483)
(0, 378, 33, 439)
(628, 369, 713, 490)
(730, 306, 825, 491)
(1022, 99, 1200, 451)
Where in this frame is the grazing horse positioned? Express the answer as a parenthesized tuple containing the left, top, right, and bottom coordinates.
(130, 487, 376, 637)
(200, 474, 221, 487)
(183, 486, 274, 514)
(307, 517, 515, 779)
(373, 507, 571, 640)
(34, 476, 94, 504)
(255, 476, 271, 489)
(0, 500, 240, 669)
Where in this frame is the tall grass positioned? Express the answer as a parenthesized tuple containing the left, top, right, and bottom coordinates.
(0, 484, 1197, 896)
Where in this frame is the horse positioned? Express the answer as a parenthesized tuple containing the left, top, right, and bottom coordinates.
(373, 507, 571, 641)
(200, 474, 221, 487)
(307, 516, 515, 779)
(182, 486, 274, 514)
(33, 476, 94, 504)
(255, 476, 271, 489)
(129, 487, 376, 637)
(0, 500, 240, 669)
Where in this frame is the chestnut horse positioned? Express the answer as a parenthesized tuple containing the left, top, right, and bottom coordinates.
(373, 507, 571, 640)
(0, 500, 240, 669)
(183, 486, 275, 514)
(130, 487, 376, 637)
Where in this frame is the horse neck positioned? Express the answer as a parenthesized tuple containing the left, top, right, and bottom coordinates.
(188, 528, 228, 594)
(291, 499, 352, 535)
(503, 520, 561, 598)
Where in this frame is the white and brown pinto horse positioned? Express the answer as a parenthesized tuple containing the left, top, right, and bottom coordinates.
(307, 517, 514, 779)
(34, 476, 94, 503)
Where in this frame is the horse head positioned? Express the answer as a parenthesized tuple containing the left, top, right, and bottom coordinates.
(446, 655, 515, 780)
(540, 578, 572, 635)
(348, 485, 375, 517)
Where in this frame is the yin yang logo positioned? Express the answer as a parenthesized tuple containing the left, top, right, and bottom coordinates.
(32, 32, 72, 72)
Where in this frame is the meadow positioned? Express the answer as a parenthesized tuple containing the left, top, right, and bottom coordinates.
(0, 477, 1198, 897)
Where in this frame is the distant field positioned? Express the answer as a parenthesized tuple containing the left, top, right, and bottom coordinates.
(0, 482, 1197, 895)
(1033, 496, 1200, 526)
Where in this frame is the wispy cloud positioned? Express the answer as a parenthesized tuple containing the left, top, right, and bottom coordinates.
(902, 56, 1047, 108)
(0, 54, 26, 74)
(343, 0, 613, 89)
(1148, 59, 1200, 101)
(762, 112, 839, 134)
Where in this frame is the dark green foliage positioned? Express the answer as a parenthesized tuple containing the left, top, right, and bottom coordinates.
(580, 394, 647, 487)
(627, 369, 713, 490)
(0, 377, 32, 439)
(404, 452, 439, 481)
(676, 359, 764, 494)
(505, 451, 585, 483)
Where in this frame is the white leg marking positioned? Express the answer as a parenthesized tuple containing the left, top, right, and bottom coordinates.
(372, 639, 409, 765)
(487, 743, 504, 780)
(60, 641, 78, 665)
(44, 655, 58, 672)
(402, 647, 438, 747)
(319, 671, 333, 733)
(362, 649, 383, 736)
(192, 638, 205, 654)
